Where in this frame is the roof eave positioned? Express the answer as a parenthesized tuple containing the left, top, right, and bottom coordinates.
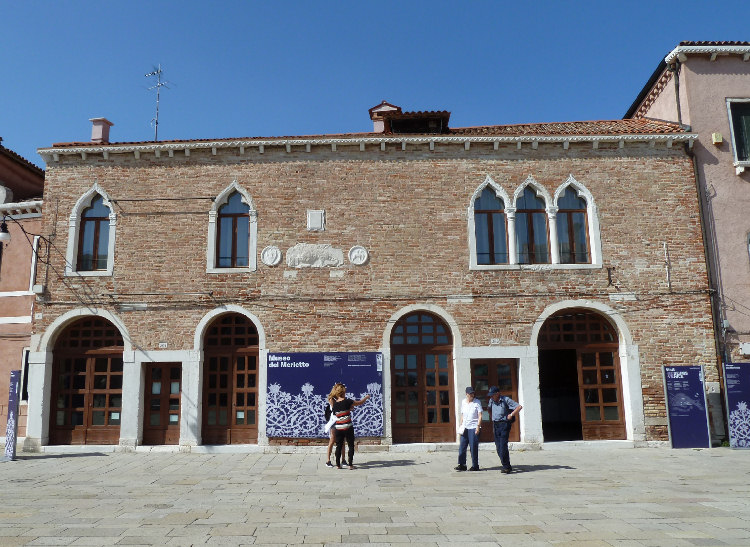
(38, 132, 697, 163)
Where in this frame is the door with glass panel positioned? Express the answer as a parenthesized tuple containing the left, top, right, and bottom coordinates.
(142, 363, 181, 445)
(202, 314, 259, 444)
(470, 359, 520, 443)
(391, 312, 454, 443)
(49, 317, 124, 445)
(578, 350, 625, 440)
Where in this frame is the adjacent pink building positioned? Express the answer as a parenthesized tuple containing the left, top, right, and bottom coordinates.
(627, 41, 750, 434)
(0, 141, 44, 440)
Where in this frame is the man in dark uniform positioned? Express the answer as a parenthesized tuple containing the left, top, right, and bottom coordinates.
(486, 386, 522, 473)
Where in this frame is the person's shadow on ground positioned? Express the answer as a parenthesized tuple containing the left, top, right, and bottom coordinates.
(479, 464, 575, 473)
(351, 459, 417, 469)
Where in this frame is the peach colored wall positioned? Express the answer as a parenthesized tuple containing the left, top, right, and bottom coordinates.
(681, 57, 750, 361)
(0, 215, 39, 437)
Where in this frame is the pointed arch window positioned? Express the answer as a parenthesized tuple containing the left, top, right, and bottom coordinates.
(474, 187, 508, 265)
(65, 186, 116, 277)
(217, 192, 250, 268)
(516, 187, 549, 264)
(77, 195, 111, 271)
(556, 187, 590, 264)
(207, 182, 257, 273)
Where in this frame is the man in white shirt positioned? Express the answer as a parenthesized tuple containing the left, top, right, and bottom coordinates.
(455, 386, 483, 471)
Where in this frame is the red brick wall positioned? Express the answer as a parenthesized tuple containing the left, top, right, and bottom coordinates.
(35, 141, 718, 441)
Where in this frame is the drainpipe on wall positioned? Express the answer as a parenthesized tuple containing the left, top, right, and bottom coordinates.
(669, 61, 684, 128)
(687, 143, 729, 442)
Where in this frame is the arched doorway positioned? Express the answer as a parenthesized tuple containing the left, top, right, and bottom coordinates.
(49, 317, 124, 445)
(390, 312, 454, 443)
(202, 313, 259, 444)
(538, 308, 625, 441)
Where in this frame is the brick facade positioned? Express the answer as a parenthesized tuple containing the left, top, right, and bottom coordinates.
(26, 131, 718, 448)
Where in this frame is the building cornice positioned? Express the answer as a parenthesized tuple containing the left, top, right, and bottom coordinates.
(0, 200, 43, 218)
(665, 45, 750, 64)
(38, 133, 696, 163)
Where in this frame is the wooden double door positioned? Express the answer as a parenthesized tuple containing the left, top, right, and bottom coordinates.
(50, 352, 123, 445)
(142, 363, 181, 445)
(391, 312, 455, 443)
(49, 317, 125, 445)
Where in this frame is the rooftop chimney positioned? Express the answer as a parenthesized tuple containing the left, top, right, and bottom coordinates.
(90, 118, 114, 144)
(368, 101, 401, 133)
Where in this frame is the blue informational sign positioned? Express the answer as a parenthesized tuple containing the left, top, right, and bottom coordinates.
(4, 370, 21, 461)
(663, 366, 711, 449)
(266, 352, 383, 438)
(723, 363, 750, 449)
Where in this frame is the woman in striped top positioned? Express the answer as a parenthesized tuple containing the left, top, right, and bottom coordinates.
(331, 383, 371, 469)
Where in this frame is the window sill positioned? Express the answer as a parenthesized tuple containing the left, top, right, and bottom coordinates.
(64, 269, 113, 277)
(734, 161, 750, 175)
(206, 267, 255, 274)
(470, 263, 602, 271)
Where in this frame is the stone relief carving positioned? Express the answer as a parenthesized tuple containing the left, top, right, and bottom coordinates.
(286, 243, 343, 268)
(261, 245, 282, 266)
(348, 245, 369, 266)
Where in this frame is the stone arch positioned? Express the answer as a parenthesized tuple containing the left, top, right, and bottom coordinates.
(194, 305, 267, 351)
(530, 300, 644, 442)
(512, 175, 553, 209)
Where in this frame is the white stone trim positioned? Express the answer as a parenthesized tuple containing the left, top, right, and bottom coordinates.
(665, 45, 750, 64)
(64, 184, 116, 277)
(38, 133, 698, 163)
(206, 181, 258, 273)
(0, 200, 43, 217)
(469, 175, 603, 270)
(726, 98, 750, 174)
(528, 300, 645, 442)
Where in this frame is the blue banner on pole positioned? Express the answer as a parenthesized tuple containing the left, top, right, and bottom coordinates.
(723, 363, 750, 449)
(266, 352, 383, 438)
(663, 366, 711, 449)
(4, 370, 21, 461)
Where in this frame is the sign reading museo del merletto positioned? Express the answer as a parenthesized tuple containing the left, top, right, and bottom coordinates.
(663, 365, 711, 449)
(723, 363, 750, 449)
(266, 352, 383, 438)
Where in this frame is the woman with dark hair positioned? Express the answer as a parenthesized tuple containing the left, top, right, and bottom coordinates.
(330, 383, 371, 469)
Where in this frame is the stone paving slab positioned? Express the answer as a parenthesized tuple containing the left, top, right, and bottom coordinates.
(0, 445, 749, 545)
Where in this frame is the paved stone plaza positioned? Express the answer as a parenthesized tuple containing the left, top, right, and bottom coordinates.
(0, 443, 748, 546)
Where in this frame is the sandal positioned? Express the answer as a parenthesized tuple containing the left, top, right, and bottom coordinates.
(349, 465, 357, 470)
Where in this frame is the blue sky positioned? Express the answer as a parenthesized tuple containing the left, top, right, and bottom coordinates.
(2, 1, 749, 168)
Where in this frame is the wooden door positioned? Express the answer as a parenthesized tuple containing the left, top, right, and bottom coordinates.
(391, 312, 454, 443)
(50, 352, 123, 445)
(471, 359, 520, 443)
(578, 349, 626, 440)
(202, 313, 259, 444)
(142, 363, 181, 445)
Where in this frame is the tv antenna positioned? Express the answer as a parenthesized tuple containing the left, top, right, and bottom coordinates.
(145, 64, 170, 141)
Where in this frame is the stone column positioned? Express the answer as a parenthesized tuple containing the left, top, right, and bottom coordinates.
(23, 350, 53, 452)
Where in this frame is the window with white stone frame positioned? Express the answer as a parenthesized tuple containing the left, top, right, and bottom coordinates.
(64, 184, 116, 277)
(468, 175, 602, 270)
(727, 99, 750, 174)
(207, 181, 257, 273)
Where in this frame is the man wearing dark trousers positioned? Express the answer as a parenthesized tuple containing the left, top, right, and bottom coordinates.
(486, 386, 522, 473)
